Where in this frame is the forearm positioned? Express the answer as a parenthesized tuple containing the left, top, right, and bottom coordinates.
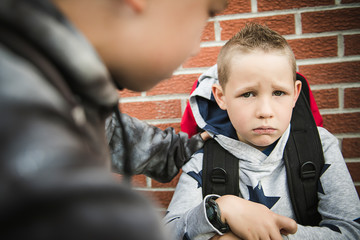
(287, 224, 346, 240)
(107, 112, 205, 182)
(164, 157, 220, 239)
(215, 195, 297, 240)
(166, 198, 217, 240)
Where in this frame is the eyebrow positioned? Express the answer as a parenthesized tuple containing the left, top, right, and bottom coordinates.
(233, 85, 256, 96)
(232, 81, 293, 95)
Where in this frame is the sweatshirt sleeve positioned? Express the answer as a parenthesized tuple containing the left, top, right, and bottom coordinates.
(288, 127, 360, 240)
(106, 113, 205, 183)
(164, 151, 222, 240)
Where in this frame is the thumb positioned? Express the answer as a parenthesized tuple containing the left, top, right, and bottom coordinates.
(275, 214, 298, 235)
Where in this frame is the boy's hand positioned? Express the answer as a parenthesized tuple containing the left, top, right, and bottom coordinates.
(200, 131, 211, 141)
(216, 195, 297, 240)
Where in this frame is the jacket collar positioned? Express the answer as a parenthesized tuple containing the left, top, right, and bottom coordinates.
(0, 0, 119, 109)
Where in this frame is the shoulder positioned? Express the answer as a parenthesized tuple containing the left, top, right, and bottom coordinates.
(182, 149, 204, 174)
(317, 127, 339, 151)
(317, 127, 346, 167)
(0, 43, 67, 110)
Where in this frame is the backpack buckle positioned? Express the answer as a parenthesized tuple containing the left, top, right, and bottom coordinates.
(210, 167, 228, 184)
(300, 161, 316, 179)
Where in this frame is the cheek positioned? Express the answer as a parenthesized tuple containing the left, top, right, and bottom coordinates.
(149, 28, 202, 72)
(227, 105, 249, 128)
(276, 97, 295, 116)
(167, 13, 207, 57)
(276, 106, 293, 127)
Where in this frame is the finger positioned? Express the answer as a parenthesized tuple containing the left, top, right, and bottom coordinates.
(200, 131, 211, 141)
(268, 227, 284, 240)
(275, 214, 298, 235)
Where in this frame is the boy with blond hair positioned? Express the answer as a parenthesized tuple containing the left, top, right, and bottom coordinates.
(165, 23, 360, 240)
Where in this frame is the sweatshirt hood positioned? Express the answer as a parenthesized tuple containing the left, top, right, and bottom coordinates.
(189, 65, 291, 160)
(189, 65, 237, 139)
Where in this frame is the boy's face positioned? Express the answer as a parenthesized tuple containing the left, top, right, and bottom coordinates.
(213, 51, 301, 151)
(55, 0, 227, 92)
(114, 0, 228, 91)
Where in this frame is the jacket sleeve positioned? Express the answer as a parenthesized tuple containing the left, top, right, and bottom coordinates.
(164, 152, 222, 240)
(106, 112, 205, 183)
(0, 47, 167, 239)
(288, 127, 360, 240)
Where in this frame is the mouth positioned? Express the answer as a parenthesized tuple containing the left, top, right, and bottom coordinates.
(253, 127, 276, 135)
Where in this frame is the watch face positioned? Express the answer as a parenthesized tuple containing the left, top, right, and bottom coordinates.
(206, 198, 230, 233)
(206, 203, 216, 221)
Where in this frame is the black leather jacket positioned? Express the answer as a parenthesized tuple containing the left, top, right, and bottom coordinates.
(107, 113, 204, 182)
(0, 0, 203, 238)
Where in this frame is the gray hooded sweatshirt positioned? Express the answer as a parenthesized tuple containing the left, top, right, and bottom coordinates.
(164, 65, 360, 240)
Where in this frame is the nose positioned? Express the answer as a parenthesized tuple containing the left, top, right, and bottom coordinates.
(255, 97, 274, 119)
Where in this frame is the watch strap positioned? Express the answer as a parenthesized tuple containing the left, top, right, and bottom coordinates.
(205, 197, 230, 233)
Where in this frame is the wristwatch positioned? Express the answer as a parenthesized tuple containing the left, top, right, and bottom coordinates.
(205, 197, 230, 233)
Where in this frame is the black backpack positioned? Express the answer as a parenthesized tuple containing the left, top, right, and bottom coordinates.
(202, 73, 324, 226)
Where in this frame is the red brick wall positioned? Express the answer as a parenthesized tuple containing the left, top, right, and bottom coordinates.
(119, 0, 360, 212)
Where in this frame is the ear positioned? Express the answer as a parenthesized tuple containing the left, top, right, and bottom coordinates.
(292, 80, 302, 108)
(212, 83, 227, 110)
(124, 0, 146, 12)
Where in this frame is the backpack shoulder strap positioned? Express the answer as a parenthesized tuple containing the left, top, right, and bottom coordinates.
(202, 138, 239, 197)
(284, 77, 325, 226)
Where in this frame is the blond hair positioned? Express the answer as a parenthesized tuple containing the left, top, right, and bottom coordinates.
(217, 23, 296, 88)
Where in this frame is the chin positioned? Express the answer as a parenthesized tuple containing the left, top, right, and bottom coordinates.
(111, 74, 153, 92)
(112, 70, 172, 92)
(252, 139, 276, 149)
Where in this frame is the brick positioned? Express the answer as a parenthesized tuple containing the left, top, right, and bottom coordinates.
(347, 162, 360, 182)
(220, 15, 296, 41)
(344, 34, 360, 56)
(152, 171, 182, 188)
(258, 0, 334, 12)
(154, 123, 181, 133)
(219, 0, 252, 15)
(298, 61, 360, 85)
(201, 22, 215, 42)
(322, 112, 360, 134)
(302, 8, 360, 34)
(138, 190, 174, 209)
(344, 88, 360, 108)
(289, 36, 337, 60)
(131, 175, 147, 187)
(342, 138, 360, 158)
(356, 186, 360, 197)
(147, 74, 200, 96)
(112, 174, 147, 188)
(118, 89, 141, 98)
(120, 100, 182, 120)
(182, 46, 221, 68)
(312, 89, 339, 109)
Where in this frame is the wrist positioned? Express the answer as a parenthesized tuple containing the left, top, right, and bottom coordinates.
(205, 196, 230, 233)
